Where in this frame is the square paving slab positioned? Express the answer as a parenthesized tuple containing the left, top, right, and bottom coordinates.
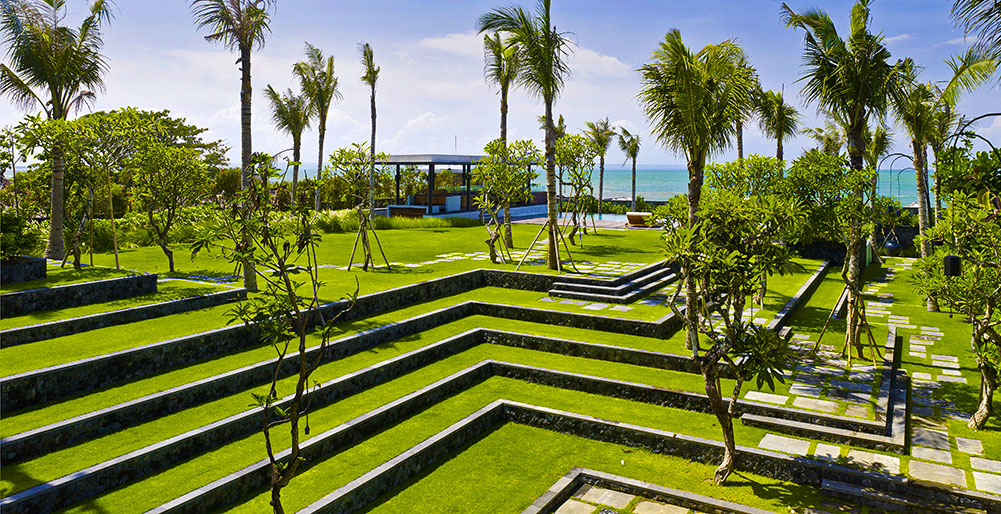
(579, 486, 634, 509)
(793, 397, 838, 412)
(789, 384, 823, 397)
(971, 457, 1001, 473)
(908, 460, 966, 487)
(973, 471, 1001, 495)
(956, 437, 984, 455)
(758, 433, 811, 456)
(633, 501, 690, 514)
(744, 391, 789, 405)
(555, 499, 597, 514)
(844, 404, 869, 417)
(912, 428, 950, 450)
(911, 446, 952, 464)
(813, 443, 841, 461)
(847, 449, 899, 474)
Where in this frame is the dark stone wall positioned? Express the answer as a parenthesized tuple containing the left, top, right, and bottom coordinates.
(0, 287, 248, 348)
(0, 273, 158, 317)
(0, 256, 46, 285)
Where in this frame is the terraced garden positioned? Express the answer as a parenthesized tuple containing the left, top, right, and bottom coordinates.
(1, 225, 998, 514)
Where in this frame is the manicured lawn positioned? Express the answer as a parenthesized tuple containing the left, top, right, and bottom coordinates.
(0, 265, 137, 293)
(0, 279, 229, 330)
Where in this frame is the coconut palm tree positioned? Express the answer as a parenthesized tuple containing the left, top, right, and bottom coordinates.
(617, 128, 640, 211)
(755, 89, 801, 161)
(264, 85, 313, 200)
(358, 42, 379, 216)
(892, 50, 995, 311)
(483, 32, 519, 145)
(952, 0, 1001, 70)
(484, 32, 520, 247)
(293, 42, 341, 210)
(638, 29, 755, 484)
(537, 113, 566, 139)
(800, 122, 844, 156)
(783, 0, 902, 347)
(1, 0, 112, 260)
(733, 55, 759, 163)
(584, 118, 616, 216)
(478, 0, 571, 271)
(191, 0, 276, 292)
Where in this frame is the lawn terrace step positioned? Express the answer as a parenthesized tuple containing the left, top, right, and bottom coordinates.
(0, 272, 157, 317)
(548, 260, 678, 304)
(0, 284, 247, 347)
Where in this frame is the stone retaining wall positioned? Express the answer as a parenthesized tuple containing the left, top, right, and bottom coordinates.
(0, 272, 157, 317)
(766, 261, 829, 332)
(0, 287, 248, 348)
(0, 256, 46, 285)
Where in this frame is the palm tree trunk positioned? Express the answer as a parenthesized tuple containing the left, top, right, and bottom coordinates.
(631, 158, 637, 211)
(504, 204, 513, 248)
(912, 139, 938, 311)
(44, 145, 66, 260)
(776, 137, 783, 162)
(931, 146, 943, 220)
(292, 139, 301, 204)
(685, 160, 704, 353)
(544, 100, 558, 270)
(736, 121, 744, 164)
(369, 86, 377, 219)
(315, 124, 326, 211)
(500, 87, 508, 145)
(240, 45, 257, 292)
(598, 154, 605, 216)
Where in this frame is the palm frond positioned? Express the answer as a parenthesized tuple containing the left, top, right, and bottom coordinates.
(358, 42, 379, 87)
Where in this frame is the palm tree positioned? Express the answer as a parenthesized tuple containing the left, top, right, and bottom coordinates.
(927, 101, 956, 218)
(638, 29, 755, 484)
(755, 89, 801, 161)
(537, 113, 566, 139)
(800, 122, 844, 156)
(264, 85, 313, 200)
(1, 0, 112, 260)
(783, 0, 901, 350)
(293, 42, 341, 210)
(863, 122, 892, 260)
(358, 42, 379, 216)
(584, 118, 616, 216)
(483, 32, 519, 145)
(617, 128, 640, 211)
(733, 56, 759, 163)
(952, 0, 1001, 71)
(892, 50, 995, 311)
(484, 32, 520, 247)
(191, 0, 276, 292)
(478, 0, 571, 271)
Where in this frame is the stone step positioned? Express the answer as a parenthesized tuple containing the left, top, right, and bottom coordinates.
(820, 479, 985, 514)
(548, 272, 677, 304)
(551, 265, 674, 294)
(740, 413, 904, 453)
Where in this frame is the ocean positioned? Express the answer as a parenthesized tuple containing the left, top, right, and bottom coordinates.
(5, 163, 924, 206)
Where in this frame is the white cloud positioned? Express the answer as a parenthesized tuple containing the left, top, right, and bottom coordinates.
(571, 47, 631, 78)
(383, 112, 451, 151)
(934, 36, 979, 47)
(417, 32, 483, 58)
(883, 33, 914, 45)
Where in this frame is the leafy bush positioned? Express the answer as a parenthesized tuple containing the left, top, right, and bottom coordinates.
(600, 202, 629, 214)
(213, 167, 241, 200)
(1, 211, 43, 259)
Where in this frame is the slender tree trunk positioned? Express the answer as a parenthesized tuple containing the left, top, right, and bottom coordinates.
(598, 154, 605, 216)
(316, 122, 326, 212)
(912, 139, 938, 311)
(500, 87, 508, 144)
(970, 357, 997, 430)
(685, 161, 704, 352)
(932, 146, 943, 220)
(369, 86, 377, 219)
(161, 242, 174, 273)
(504, 204, 513, 248)
(736, 121, 744, 164)
(44, 145, 66, 260)
(776, 137, 783, 162)
(631, 158, 637, 211)
(844, 237, 863, 353)
(105, 165, 119, 269)
(292, 139, 301, 205)
(701, 359, 736, 483)
(545, 100, 558, 270)
(240, 45, 258, 292)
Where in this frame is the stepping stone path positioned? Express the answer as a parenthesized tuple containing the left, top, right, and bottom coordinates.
(561, 485, 697, 514)
(758, 434, 811, 456)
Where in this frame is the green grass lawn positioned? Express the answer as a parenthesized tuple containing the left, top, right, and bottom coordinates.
(0, 280, 230, 330)
(0, 265, 138, 293)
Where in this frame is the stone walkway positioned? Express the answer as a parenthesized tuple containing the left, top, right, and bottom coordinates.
(555, 485, 696, 514)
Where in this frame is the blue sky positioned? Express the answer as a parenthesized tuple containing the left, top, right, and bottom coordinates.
(2, 0, 998, 168)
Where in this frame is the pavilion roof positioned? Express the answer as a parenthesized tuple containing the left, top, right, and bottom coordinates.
(378, 154, 484, 165)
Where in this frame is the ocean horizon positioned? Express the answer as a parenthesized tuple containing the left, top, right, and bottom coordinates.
(6, 162, 924, 206)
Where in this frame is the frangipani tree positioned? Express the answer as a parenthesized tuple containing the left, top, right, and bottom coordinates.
(474, 139, 539, 263)
(555, 133, 598, 246)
